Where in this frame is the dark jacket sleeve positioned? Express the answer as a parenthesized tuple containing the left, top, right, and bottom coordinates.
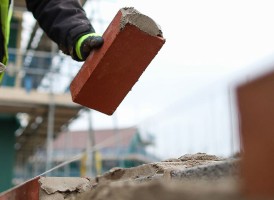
(25, 0, 95, 58)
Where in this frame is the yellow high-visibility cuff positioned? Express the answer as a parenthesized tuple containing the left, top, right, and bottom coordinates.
(0, 72, 5, 84)
(75, 33, 101, 60)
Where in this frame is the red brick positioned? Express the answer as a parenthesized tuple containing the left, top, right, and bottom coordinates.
(237, 69, 274, 198)
(70, 8, 165, 115)
(0, 177, 40, 200)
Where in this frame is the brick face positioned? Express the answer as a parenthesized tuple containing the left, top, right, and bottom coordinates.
(0, 177, 40, 200)
(237, 70, 274, 198)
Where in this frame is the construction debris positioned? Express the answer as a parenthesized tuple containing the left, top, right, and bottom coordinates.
(39, 177, 92, 200)
(38, 153, 243, 200)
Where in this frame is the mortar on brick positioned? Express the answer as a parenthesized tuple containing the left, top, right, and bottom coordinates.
(120, 7, 163, 37)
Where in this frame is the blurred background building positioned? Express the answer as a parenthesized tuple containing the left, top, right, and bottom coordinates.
(0, 0, 88, 191)
(20, 127, 156, 179)
(5, 0, 274, 193)
(1, 0, 162, 191)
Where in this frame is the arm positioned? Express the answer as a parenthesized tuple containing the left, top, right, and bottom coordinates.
(25, 0, 102, 61)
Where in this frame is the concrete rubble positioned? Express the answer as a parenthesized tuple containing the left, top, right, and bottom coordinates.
(39, 153, 246, 200)
(39, 177, 92, 200)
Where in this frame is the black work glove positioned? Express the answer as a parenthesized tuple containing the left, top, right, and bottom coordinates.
(75, 33, 104, 61)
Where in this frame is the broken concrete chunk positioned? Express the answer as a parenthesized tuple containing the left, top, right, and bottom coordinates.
(96, 153, 226, 184)
(170, 159, 240, 181)
(179, 153, 222, 162)
(78, 178, 242, 200)
(39, 177, 92, 200)
(39, 177, 91, 194)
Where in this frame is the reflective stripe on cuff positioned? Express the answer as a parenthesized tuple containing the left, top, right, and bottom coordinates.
(0, 72, 5, 84)
(75, 33, 101, 60)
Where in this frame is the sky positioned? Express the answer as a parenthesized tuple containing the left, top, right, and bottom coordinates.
(67, 0, 274, 131)
(19, 0, 274, 158)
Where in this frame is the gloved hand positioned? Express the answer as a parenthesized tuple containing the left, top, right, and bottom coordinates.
(75, 33, 104, 61)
